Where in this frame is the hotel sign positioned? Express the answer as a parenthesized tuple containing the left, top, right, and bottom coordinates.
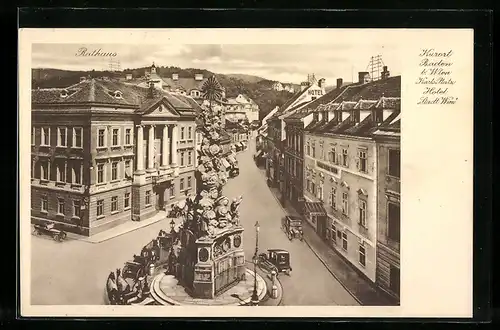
(316, 160, 339, 175)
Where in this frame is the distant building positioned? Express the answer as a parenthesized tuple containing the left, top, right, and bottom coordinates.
(125, 73, 133, 80)
(225, 94, 260, 124)
(283, 84, 295, 93)
(272, 81, 284, 91)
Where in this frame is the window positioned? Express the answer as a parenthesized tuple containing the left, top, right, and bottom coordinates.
(124, 193, 130, 209)
(41, 161, 49, 180)
(73, 163, 81, 184)
(57, 163, 65, 182)
(329, 187, 337, 209)
(187, 176, 192, 189)
(145, 190, 151, 205)
(317, 185, 324, 201)
(337, 229, 342, 240)
(98, 129, 106, 147)
(111, 162, 118, 180)
(359, 199, 367, 227)
(111, 196, 118, 212)
(169, 184, 175, 198)
(312, 144, 316, 158)
(31, 127, 35, 145)
(342, 192, 349, 215)
(306, 143, 310, 156)
(359, 245, 366, 266)
(73, 127, 83, 148)
(125, 160, 131, 175)
(57, 127, 67, 147)
(188, 151, 193, 165)
(97, 200, 104, 217)
(390, 265, 400, 295)
(311, 182, 316, 195)
(388, 149, 401, 178)
(342, 232, 348, 251)
(41, 127, 50, 146)
(97, 164, 104, 183)
(180, 178, 185, 191)
(329, 147, 336, 164)
(388, 202, 401, 243)
(357, 150, 367, 173)
(73, 200, 81, 218)
(57, 198, 65, 215)
(342, 148, 348, 167)
(320, 145, 324, 160)
(41, 196, 48, 212)
(180, 151, 185, 166)
(188, 127, 192, 139)
(125, 128, 131, 145)
(181, 127, 185, 140)
(331, 223, 337, 242)
(112, 129, 119, 146)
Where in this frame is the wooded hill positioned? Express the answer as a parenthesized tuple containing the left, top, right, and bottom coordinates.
(32, 66, 300, 120)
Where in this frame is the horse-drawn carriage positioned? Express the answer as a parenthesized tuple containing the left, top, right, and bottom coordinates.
(32, 223, 67, 242)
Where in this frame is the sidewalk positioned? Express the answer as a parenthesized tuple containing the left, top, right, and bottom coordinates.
(260, 170, 397, 306)
(68, 210, 170, 244)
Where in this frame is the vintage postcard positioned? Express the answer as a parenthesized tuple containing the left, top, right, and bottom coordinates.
(18, 28, 473, 318)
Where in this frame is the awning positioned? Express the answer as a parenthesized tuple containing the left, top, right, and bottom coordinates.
(221, 158, 231, 169)
(240, 141, 246, 147)
(304, 202, 327, 216)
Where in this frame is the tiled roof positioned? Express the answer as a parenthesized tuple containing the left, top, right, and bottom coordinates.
(162, 77, 207, 92)
(288, 76, 401, 120)
(32, 79, 200, 115)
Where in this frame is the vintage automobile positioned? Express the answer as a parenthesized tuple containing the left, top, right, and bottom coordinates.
(281, 215, 304, 241)
(32, 223, 67, 242)
(258, 249, 292, 276)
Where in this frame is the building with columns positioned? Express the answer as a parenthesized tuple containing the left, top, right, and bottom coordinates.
(31, 77, 199, 236)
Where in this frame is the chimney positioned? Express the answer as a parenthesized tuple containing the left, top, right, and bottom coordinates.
(336, 78, 343, 89)
(80, 76, 86, 82)
(318, 78, 326, 88)
(195, 73, 204, 81)
(358, 71, 371, 84)
(381, 66, 390, 79)
(172, 73, 179, 80)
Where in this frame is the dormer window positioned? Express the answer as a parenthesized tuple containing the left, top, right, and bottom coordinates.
(60, 89, 69, 98)
(114, 91, 123, 99)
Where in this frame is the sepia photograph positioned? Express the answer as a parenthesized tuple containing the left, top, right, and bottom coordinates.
(19, 28, 473, 318)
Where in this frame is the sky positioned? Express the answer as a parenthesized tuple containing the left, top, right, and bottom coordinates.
(32, 43, 401, 85)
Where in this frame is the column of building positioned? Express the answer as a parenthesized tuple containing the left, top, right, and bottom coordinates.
(146, 125, 156, 172)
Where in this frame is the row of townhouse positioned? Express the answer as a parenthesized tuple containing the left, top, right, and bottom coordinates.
(260, 67, 401, 302)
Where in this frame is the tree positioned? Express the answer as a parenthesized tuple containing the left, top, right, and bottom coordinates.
(201, 75, 224, 108)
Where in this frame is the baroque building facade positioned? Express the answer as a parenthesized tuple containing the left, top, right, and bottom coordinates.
(302, 73, 400, 283)
(31, 77, 200, 236)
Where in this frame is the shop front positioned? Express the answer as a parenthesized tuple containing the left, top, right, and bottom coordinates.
(304, 201, 328, 240)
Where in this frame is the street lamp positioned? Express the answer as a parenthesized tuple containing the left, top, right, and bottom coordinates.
(251, 221, 260, 306)
(170, 219, 176, 233)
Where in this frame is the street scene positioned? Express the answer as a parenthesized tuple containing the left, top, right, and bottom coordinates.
(31, 138, 357, 306)
(29, 42, 400, 308)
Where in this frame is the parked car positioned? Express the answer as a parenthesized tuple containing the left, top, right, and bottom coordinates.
(32, 223, 67, 242)
(258, 249, 292, 276)
(281, 215, 304, 241)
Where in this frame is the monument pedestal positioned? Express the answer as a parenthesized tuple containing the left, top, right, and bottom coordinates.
(192, 226, 245, 299)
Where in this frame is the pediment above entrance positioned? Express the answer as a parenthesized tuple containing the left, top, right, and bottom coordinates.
(141, 98, 181, 118)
